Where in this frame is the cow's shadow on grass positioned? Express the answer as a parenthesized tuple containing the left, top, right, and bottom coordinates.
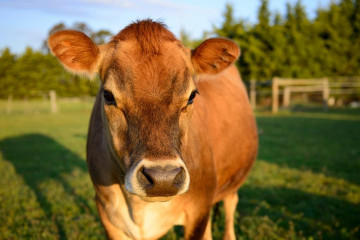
(0, 133, 98, 240)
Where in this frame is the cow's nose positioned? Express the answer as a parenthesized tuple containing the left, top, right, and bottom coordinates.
(137, 165, 186, 197)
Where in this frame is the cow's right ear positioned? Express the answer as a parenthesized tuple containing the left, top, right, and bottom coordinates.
(48, 30, 103, 78)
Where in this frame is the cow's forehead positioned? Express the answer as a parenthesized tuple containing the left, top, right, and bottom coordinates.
(102, 40, 194, 103)
(99, 20, 195, 103)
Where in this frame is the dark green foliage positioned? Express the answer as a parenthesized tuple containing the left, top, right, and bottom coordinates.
(0, 47, 100, 98)
(0, 22, 111, 99)
(0, 48, 16, 96)
(214, 0, 360, 81)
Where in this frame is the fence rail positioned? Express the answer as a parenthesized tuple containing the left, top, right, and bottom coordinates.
(248, 77, 360, 112)
(4, 90, 58, 114)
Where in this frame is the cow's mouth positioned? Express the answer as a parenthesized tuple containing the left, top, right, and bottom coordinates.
(138, 195, 174, 202)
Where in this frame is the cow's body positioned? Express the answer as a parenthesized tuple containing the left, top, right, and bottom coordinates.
(49, 20, 258, 240)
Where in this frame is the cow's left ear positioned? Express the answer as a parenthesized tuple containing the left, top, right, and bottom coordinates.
(191, 38, 240, 75)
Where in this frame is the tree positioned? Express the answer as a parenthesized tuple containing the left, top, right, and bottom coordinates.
(213, 3, 245, 40)
(282, 0, 315, 78)
(72, 22, 93, 36)
(91, 30, 113, 45)
(213, 4, 252, 79)
(250, 0, 273, 80)
(353, 0, 360, 36)
(313, 0, 359, 76)
(0, 48, 16, 98)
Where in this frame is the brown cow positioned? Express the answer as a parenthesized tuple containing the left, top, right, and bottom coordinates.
(48, 19, 258, 240)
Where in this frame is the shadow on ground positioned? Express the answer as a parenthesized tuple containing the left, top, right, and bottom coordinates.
(0, 133, 98, 240)
(233, 185, 360, 240)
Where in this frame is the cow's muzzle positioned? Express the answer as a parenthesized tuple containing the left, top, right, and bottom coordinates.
(125, 158, 190, 201)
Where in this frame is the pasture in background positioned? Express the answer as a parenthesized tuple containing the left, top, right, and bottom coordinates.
(0, 100, 359, 239)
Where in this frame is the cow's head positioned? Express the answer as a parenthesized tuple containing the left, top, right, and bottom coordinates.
(48, 20, 240, 201)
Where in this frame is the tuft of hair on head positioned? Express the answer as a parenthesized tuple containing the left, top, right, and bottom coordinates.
(112, 19, 178, 55)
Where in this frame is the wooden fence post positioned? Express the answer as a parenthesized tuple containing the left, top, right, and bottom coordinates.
(323, 78, 329, 111)
(49, 90, 58, 114)
(6, 94, 13, 114)
(272, 77, 279, 113)
(283, 87, 290, 107)
(250, 79, 256, 109)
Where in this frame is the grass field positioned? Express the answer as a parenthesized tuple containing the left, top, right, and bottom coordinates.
(0, 100, 359, 239)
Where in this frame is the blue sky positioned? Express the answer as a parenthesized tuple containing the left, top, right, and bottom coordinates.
(0, 0, 331, 53)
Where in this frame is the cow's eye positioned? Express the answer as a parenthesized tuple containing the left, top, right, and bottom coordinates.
(103, 90, 116, 105)
(187, 90, 199, 105)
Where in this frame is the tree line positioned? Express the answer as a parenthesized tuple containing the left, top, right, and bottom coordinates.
(214, 0, 360, 81)
(0, 22, 111, 98)
(1, 0, 360, 98)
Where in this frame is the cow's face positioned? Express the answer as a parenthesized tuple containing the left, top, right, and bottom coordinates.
(48, 20, 240, 201)
(99, 30, 196, 201)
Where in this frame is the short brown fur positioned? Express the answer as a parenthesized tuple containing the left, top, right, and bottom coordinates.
(112, 19, 177, 55)
(48, 19, 258, 240)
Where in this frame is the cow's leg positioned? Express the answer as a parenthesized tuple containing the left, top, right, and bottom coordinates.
(202, 214, 213, 240)
(184, 209, 211, 240)
(96, 197, 130, 240)
(222, 193, 238, 240)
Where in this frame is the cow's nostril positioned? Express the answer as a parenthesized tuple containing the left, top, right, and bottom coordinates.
(142, 167, 154, 184)
(137, 166, 154, 188)
(173, 167, 185, 188)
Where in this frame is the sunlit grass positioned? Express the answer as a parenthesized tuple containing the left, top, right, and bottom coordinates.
(0, 101, 359, 239)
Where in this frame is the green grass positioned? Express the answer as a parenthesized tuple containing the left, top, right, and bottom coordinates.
(0, 100, 359, 239)
(232, 108, 360, 240)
